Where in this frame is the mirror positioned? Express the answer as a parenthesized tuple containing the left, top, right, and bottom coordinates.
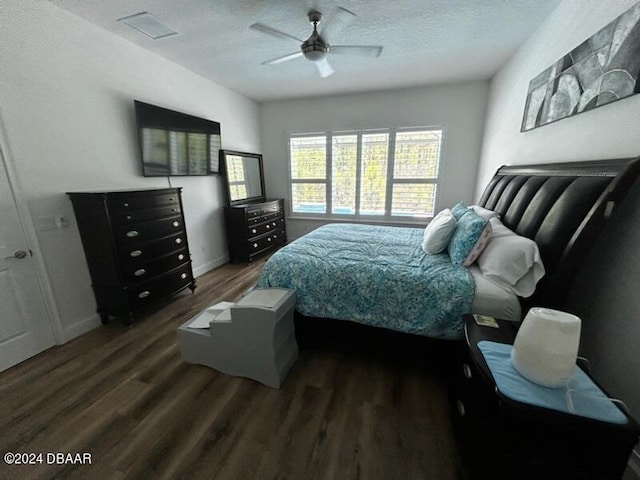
(220, 150, 266, 206)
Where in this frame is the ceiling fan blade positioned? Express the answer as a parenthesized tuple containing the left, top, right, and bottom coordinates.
(315, 57, 334, 78)
(262, 51, 304, 65)
(320, 7, 356, 42)
(330, 45, 383, 57)
(250, 23, 304, 43)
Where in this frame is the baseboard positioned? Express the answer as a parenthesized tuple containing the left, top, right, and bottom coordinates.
(192, 254, 229, 278)
(57, 256, 227, 343)
(63, 314, 101, 342)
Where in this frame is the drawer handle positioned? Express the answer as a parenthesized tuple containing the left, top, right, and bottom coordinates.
(252, 229, 257, 234)
(463, 364, 473, 379)
(126, 215, 132, 220)
(266, 225, 270, 229)
(130, 250, 142, 258)
(134, 268, 146, 277)
(169, 197, 175, 201)
(126, 230, 139, 238)
(178, 253, 185, 261)
(253, 243, 258, 248)
(180, 273, 188, 280)
(456, 400, 466, 417)
(172, 221, 180, 227)
(267, 237, 272, 242)
(175, 238, 182, 244)
(272, 222, 277, 226)
(138, 290, 150, 299)
(274, 234, 278, 239)
(123, 202, 129, 208)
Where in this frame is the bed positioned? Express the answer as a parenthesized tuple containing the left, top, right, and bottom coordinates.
(257, 157, 640, 340)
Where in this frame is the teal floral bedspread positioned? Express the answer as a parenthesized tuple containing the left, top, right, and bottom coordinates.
(257, 223, 474, 339)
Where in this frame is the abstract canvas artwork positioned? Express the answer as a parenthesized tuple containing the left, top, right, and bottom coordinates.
(521, 1, 640, 131)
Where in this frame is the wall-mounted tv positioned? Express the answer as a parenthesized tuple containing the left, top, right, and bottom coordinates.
(134, 100, 222, 176)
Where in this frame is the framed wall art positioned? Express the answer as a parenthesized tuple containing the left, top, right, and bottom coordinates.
(521, 2, 640, 131)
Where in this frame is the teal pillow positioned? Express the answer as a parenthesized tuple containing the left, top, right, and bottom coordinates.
(451, 202, 469, 220)
(448, 210, 490, 266)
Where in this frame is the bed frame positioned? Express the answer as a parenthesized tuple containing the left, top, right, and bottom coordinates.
(292, 156, 640, 351)
(477, 157, 640, 311)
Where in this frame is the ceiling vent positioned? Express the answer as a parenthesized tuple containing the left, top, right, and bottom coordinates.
(117, 12, 178, 40)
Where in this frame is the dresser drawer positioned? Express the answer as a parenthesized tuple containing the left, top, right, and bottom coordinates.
(246, 216, 284, 238)
(111, 204, 181, 224)
(247, 211, 282, 226)
(247, 228, 286, 254)
(119, 233, 186, 264)
(247, 202, 280, 218)
(115, 216, 184, 245)
(126, 263, 193, 310)
(121, 249, 190, 284)
(108, 192, 180, 212)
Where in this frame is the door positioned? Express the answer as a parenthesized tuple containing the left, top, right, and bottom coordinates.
(0, 147, 56, 371)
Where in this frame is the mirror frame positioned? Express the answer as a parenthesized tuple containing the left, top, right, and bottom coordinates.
(220, 149, 266, 206)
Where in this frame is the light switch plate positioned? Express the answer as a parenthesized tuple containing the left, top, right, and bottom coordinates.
(36, 215, 56, 231)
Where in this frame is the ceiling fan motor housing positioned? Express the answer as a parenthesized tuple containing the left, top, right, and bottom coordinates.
(301, 10, 328, 62)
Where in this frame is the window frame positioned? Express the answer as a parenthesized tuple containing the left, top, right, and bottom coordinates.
(287, 126, 445, 224)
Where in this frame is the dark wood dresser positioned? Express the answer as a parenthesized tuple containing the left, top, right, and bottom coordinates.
(224, 199, 286, 263)
(68, 188, 195, 324)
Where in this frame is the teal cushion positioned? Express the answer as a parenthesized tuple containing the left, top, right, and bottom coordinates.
(448, 210, 489, 265)
(451, 202, 469, 220)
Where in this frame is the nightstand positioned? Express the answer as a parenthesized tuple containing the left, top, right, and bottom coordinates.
(450, 314, 640, 480)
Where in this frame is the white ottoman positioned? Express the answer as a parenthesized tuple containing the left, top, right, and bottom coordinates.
(177, 288, 297, 388)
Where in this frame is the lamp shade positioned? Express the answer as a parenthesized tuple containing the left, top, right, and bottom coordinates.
(511, 308, 581, 388)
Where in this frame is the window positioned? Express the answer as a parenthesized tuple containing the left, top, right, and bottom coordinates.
(289, 127, 443, 220)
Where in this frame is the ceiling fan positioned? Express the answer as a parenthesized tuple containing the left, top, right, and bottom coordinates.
(250, 7, 383, 78)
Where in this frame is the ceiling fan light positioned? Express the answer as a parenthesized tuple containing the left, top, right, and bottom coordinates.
(303, 49, 326, 62)
(301, 41, 328, 62)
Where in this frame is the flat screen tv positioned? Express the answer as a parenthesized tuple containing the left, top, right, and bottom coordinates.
(220, 150, 266, 206)
(134, 100, 222, 176)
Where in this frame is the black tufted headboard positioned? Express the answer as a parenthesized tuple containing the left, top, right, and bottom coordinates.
(477, 157, 640, 312)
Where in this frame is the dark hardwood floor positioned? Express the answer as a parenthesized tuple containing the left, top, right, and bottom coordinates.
(0, 256, 468, 480)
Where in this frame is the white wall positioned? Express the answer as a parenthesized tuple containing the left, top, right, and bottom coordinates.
(259, 81, 490, 239)
(1, 0, 260, 340)
(476, 0, 640, 195)
(477, 0, 640, 466)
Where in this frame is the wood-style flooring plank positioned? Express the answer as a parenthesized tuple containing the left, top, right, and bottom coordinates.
(0, 256, 467, 480)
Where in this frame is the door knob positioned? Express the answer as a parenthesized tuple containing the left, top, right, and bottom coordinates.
(5, 250, 28, 260)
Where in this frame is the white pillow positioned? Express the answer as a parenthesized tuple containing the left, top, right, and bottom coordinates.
(476, 219, 545, 297)
(470, 205, 500, 221)
(486, 216, 512, 237)
(422, 209, 457, 254)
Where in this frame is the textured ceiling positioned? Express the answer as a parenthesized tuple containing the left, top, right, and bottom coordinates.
(49, 0, 562, 102)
